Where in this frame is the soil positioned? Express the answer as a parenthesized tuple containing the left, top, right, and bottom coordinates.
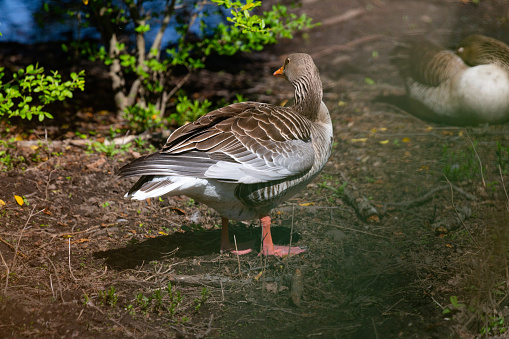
(2, 0, 509, 338)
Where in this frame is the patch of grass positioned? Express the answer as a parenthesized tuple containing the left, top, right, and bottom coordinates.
(98, 286, 118, 307)
(441, 144, 483, 182)
(134, 282, 184, 317)
(481, 314, 507, 337)
(194, 287, 210, 312)
(318, 174, 347, 199)
(0, 139, 26, 171)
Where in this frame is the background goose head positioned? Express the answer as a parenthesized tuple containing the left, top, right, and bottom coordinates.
(457, 34, 509, 73)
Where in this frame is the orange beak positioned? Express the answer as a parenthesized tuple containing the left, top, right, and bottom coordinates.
(273, 66, 285, 78)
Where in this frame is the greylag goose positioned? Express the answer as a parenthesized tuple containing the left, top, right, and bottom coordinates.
(118, 53, 333, 256)
(391, 35, 509, 125)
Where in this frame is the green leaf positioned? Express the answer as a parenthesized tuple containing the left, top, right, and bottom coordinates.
(135, 24, 150, 33)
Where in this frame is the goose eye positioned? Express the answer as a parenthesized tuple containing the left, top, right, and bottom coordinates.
(285, 58, 290, 66)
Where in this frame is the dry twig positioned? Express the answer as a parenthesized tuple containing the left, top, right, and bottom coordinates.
(465, 130, 486, 188)
(0, 235, 27, 259)
(443, 174, 477, 246)
(11, 206, 43, 271)
(499, 164, 509, 211)
(47, 256, 65, 303)
(234, 235, 242, 278)
(45, 168, 58, 201)
(68, 238, 78, 282)
(196, 314, 214, 339)
(0, 250, 9, 293)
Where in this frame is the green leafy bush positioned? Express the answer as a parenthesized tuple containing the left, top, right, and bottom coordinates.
(169, 95, 212, 126)
(0, 65, 85, 122)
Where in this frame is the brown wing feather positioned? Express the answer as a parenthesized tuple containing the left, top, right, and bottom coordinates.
(119, 101, 315, 182)
(161, 101, 311, 159)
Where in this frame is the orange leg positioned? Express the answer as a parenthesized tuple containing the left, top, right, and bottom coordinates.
(220, 217, 231, 254)
(220, 217, 253, 255)
(260, 215, 306, 257)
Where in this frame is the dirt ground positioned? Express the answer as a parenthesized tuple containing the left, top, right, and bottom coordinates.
(2, 0, 509, 338)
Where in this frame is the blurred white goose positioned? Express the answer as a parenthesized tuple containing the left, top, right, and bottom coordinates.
(119, 53, 333, 256)
(391, 35, 509, 125)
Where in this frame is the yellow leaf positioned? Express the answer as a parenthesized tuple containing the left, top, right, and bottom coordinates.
(351, 138, 367, 143)
(402, 137, 411, 143)
(83, 0, 89, 4)
(241, 2, 255, 11)
(370, 128, 377, 133)
(379, 140, 389, 144)
(425, 126, 433, 132)
(30, 145, 39, 151)
(0, 199, 5, 207)
(458, 130, 464, 136)
(337, 101, 346, 107)
(14, 135, 23, 141)
(254, 271, 263, 281)
(379, 127, 387, 132)
(14, 195, 24, 206)
(159, 231, 169, 236)
(299, 202, 316, 207)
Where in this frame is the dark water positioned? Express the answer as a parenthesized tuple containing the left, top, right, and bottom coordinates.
(0, 0, 225, 46)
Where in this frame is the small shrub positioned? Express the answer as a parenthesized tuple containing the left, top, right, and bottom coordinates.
(0, 65, 85, 122)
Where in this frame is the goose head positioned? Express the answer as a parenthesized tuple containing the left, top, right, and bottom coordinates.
(457, 34, 509, 72)
(273, 53, 323, 120)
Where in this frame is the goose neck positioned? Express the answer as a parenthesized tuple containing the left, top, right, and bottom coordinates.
(292, 73, 323, 120)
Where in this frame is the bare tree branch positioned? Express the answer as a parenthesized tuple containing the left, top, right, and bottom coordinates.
(150, 0, 177, 59)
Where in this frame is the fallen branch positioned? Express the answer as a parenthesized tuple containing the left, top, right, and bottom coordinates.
(340, 173, 379, 222)
(383, 184, 476, 213)
(0, 235, 27, 259)
(168, 274, 250, 287)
